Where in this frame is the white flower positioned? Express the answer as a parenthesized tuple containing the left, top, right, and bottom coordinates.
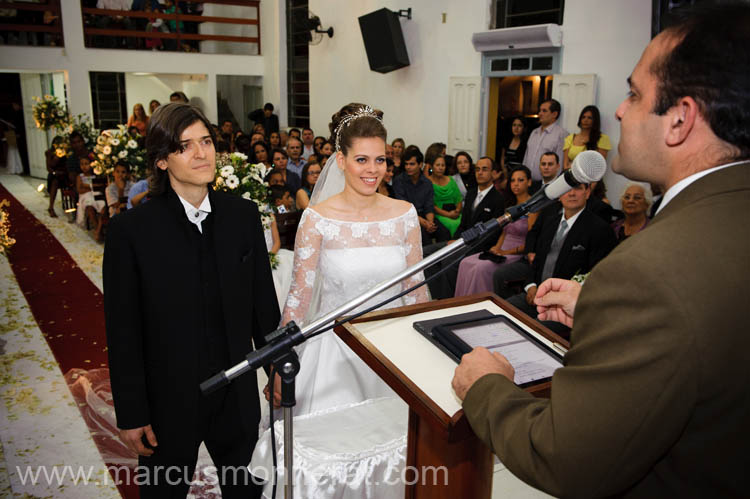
(66, 125, 74, 133)
(118, 150, 128, 158)
(297, 246, 315, 261)
(93, 166, 103, 175)
(102, 146, 111, 155)
(220, 165, 234, 178)
(226, 175, 239, 189)
(241, 175, 250, 184)
(44, 94, 53, 101)
(231, 152, 247, 161)
(110, 138, 120, 146)
(97, 136, 105, 145)
(57, 110, 64, 117)
(305, 270, 316, 286)
(241, 191, 251, 200)
(98, 153, 105, 160)
(215, 176, 224, 187)
(127, 140, 138, 149)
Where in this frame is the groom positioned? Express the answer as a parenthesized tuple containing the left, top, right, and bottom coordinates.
(104, 103, 279, 498)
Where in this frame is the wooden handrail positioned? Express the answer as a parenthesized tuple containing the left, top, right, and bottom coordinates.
(84, 27, 258, 44)
(81, 7, 258, 25)
(0, 23, 62, 33)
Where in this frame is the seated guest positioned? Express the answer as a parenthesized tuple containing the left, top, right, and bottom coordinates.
(505, 183, 616, 336)
(531, 151, 561, 194)
(66, 130, 90, 186)
(269, 184, 294, 213)
(563, 105, 612, 170)
(75, 156, 106, 237)
(127, 178, 149, 209)
(391, 137, 405, 173)
(393, 146, 448, 244)
(295, 159, 321, 211)
(234, 134, 252, 157)
(271, 148, 301, 195)
(313, 135, 326, 155)
(612, 183, 651, 244)
(452, 151, 476, 198)
(285, 137, 306, 177)
(106, 163, 133, 217)
(455, 165, 537, 297)
(269, 131, 281, 149)
(288, 128, 301, 140)
(423, 142, 446, 176)
(250, 132, 265, 146)
(428, 154, 462, 238)
(127, 103, 149, 136)
(424, 157, 506, 299)
(279, 130, 288, 148)
(266, 169, 284, 187)
(252, 140, 270, 165)
(377, 159, 395, 198)
(319, 141, 334, 165)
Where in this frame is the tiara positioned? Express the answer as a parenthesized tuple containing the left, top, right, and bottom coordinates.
(334, 105, 381, 152)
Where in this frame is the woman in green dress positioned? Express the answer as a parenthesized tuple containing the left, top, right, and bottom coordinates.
(428, 155, 462, 237)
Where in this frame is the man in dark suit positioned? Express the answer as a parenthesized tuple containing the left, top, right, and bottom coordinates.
(424, 156, 505, 299)
(453, 5, 750, 496)
(505, 183, 615, 334)
(104, 103, 279, 498)
(248, 102, 279, 135)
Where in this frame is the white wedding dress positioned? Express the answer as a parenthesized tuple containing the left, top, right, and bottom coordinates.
(251, 204, 429, 498)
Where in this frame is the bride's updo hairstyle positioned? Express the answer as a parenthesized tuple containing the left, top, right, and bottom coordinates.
(329, 103, 386, 156)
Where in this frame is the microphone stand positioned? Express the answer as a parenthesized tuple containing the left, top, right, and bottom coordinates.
(200, 206, 542, 498)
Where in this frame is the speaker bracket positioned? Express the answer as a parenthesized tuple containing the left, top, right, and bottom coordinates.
(397, 8, 412, 20)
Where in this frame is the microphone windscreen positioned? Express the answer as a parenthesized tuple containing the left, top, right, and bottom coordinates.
(571, 150, 607, 183)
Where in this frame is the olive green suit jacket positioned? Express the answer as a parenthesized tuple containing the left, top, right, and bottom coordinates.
(463, 163, 750, 498)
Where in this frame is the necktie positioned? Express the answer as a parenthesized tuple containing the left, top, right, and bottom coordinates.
(541, 219, 568, 282)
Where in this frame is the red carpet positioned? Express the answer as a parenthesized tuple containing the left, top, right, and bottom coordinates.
(1, 182, 137, 499)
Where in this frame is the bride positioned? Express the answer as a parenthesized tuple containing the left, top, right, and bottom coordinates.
(252, 104, 429, 497)
(268, 102, 429, 415)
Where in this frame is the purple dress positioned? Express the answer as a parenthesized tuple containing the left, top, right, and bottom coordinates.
(454, 216, 529, 297)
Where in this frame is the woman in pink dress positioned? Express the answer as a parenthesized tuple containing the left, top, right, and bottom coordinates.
(455, 165, 538, 296)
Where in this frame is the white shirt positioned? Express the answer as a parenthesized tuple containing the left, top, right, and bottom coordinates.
(177, 193, 211, 233)
(525, 206, 585, 291)
(473, 185, 494, 210)
(302, 145, 315, 161)
(656, 161, 742, 215)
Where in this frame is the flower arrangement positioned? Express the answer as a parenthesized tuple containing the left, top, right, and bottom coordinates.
(0, 199, 16, 257)
(571, 272, 590, 285)
(214, 152, 278, 268)
(32, 95, 69, 131)
(91, 125, 147, 179)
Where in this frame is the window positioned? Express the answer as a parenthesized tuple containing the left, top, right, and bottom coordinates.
(485, 53, 559, 77)
(494, 0, 565, 29)
(286, 0, 310, 128)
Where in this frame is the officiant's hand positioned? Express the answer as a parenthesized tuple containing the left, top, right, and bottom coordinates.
(452, 347, 514, 401)
(263, 372, 282, 408)
(535, 278, 581, 328)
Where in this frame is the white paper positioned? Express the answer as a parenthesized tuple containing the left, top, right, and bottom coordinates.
(453, 322, 562, 385)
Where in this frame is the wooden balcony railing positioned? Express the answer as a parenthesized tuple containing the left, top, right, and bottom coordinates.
(81, 0, 260, 54)
(0, 0, 64, 47)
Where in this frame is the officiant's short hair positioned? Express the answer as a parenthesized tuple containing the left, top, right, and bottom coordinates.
(146, 103, 216, 197)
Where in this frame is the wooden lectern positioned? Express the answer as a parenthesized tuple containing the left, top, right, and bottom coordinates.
(334, 293, 569, 499)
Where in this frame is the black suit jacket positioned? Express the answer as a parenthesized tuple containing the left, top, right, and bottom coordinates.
(103, 188, 279, 454)
(528, 208, 616, 285)
(456, 186, 505, 253)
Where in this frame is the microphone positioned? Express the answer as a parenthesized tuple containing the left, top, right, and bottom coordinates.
(506, 150, 607, 220)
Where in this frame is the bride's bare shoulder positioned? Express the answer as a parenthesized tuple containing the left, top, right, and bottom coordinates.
(381, 197, 413, 219)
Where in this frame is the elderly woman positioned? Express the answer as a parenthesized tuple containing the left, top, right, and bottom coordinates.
(612, 183, 652, 243)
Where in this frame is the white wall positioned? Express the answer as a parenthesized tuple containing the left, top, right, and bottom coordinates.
(560, 0, 652, 208)
(200, 3, 259, 55)
(309, 0, 491, 148)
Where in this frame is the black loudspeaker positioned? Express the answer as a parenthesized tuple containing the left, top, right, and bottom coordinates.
(358, 8, 410, 74)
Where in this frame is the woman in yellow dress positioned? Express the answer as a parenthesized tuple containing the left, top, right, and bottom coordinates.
(563, 105, 611, 170)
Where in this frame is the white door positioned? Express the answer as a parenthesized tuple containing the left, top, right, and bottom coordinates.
(551, 74, 597, 133)
(448, 76, 482, 160)
(19, 73, 49, 179)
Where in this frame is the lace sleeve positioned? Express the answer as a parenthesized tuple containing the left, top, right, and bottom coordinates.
(402, 208, 431, 305)
(281, 210, 323, 326)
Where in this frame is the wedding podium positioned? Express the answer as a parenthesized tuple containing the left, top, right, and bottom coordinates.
(334, 293, 569, 498)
